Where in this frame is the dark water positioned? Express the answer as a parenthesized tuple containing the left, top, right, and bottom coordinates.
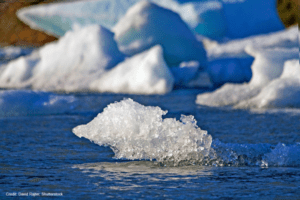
(1, 90, 299, 199)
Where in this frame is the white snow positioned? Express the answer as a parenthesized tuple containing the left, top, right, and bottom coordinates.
(90, 45, 175, 94)
(197, 48, 299, 108)
(112, 1, 206, 66)
(0, 90, 76, 117)
(236, 60, 300, 108)
(73, 98, 212, 165)
(0, 25, 125, 92)
(199, 26, 299, 88)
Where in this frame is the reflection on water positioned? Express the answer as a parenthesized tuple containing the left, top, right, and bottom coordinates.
(73, 161, 300, 199)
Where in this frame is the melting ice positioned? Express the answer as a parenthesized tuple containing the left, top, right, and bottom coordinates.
(73, 99, 300, 167)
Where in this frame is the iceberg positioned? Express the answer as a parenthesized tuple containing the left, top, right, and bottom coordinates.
(16, 0, 284, 39)
(0, 26, 174, 94)
(90, 45, 175, 94)
(72, 99, 300, 167)
(0, 25, 124, 92)
(196, 47, 299, 108)
(112, 1, 206, 66)
(0, 90, 76, 117)
(206, 26, 298, 60)
(236, 60, 300, 109)
(203, 26, 298, 87)
(73, 98, 212, 165)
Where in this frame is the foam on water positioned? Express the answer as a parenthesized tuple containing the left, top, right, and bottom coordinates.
(73, 99, 300, 167)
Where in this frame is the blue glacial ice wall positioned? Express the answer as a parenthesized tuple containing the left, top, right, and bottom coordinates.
(17, 0, 284, 39)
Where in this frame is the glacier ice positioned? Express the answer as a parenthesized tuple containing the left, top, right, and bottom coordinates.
(90, 45, 175, 94)
(202, 26, 298, 87)
(0, 25, 124, 92)
(72, 99, 300, 167)
(196, 47, 299, 107)
(236, 60, 300, 109)
(73, 98, 212, 165)
(0, 90, 76, 117)
(112, 1, 206, 66)
(206, 26, 298, 60)
(17, 0, 284, 40)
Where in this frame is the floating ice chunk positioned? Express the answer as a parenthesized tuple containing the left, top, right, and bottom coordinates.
(247, 47, 299, 86)
(196, 48, 299, 107)
(0, 25, 124, 92)
(236, 60, 300, 108)
(90, 45, 174, 94)
(0, 52, 40, 88)
(0, 90, 76, 117)
(72, 98, 212, 165)
(112, 1, 206, 66)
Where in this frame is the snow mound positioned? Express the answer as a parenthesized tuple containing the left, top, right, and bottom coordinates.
(90, 45, 174, 94)
(196, 48, 299, 108)
(0, 25, 124, 92)
(112, 1, 206, 66)
(0, 90, 76, 117)
(73, 98, 212, 165)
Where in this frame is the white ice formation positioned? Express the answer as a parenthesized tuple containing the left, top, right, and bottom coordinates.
(203, 26, 298, 86)
(236, 59, 300, 108)
(0, 90, 76, 117)
(197, 47, 299, 108)
(72, 99, 300, 167)
(90, 45, 174, 94)
(0, 25, 124, 92)
(0, 25, 175, 94)
(112, 1, 207, 66)
(73, 98, 212, 165)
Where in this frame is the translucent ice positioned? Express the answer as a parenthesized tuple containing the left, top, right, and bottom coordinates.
(90, 45, 175, 94)
(112, 1, 206, 66)
(17, 0, 284, 40)
(73, 98, 212, 165)
(0, 90, 76, 117)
